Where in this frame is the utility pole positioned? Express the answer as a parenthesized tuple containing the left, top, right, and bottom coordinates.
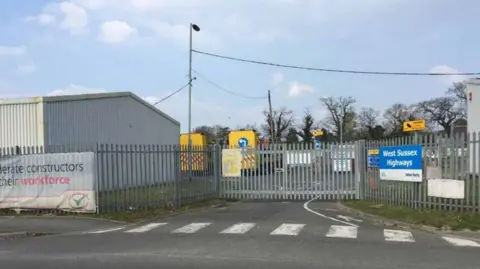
(188, 23, 200, 181)
(268, 90, 274, 145)
(339, 119, 343, 144)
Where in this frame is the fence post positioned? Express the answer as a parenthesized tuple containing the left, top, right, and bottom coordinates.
(214, 144, 221, 198)
(355, 140, 366, 200)
(174, 145, 181, 209)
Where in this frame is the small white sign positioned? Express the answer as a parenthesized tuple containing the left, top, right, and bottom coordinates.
(427, 179, 465, 199)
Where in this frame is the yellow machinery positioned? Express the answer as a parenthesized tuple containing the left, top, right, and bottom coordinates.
(180, 133, 207, 171)
(228, 130, 258, 170)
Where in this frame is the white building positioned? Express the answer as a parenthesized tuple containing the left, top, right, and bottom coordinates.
(0, 92, 180, 150)
(466, 78, 480, 173)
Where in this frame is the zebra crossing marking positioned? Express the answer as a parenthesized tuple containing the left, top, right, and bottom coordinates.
(442, 236, 480, 247)
(270, 223, 305, 236)
(171, 223, 212, 234)
(326, 225, 358, 239)
(125, 223, 167, 233)
(84, 222, 480, 249)
(87, 227, 125, 234)
(383, 229, 415, 242)
(220, 223, 256, 234)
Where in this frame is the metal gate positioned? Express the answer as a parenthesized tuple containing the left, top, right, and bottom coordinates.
(219, 142, 363, 201)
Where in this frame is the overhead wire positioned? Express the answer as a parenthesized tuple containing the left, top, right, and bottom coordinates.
(152, 80, 192, 106)
(192, 49, 480, 76)
(192, 69, 268, 99)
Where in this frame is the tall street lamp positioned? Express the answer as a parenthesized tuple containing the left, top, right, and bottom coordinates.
(188, 23, 200, 180)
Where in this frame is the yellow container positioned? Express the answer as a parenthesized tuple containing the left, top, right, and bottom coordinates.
(228, 130, 258, 170)
(180, 133, 207, 171)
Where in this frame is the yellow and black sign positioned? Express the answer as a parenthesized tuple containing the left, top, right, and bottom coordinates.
(403, 119, 425, 132)
(367, 149, 379, 155)
(312, 130, 324, 136)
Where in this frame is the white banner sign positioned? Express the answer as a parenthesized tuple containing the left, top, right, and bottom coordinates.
(0, 152, 96, 213)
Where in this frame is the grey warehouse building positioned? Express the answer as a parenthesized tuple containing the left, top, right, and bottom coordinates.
(0, 92, 180, 150)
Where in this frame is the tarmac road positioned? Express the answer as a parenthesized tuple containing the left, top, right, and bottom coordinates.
(0, 201, 478, 269)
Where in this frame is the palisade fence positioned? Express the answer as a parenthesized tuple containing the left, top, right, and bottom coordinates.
(0, 132, 479, 214)
(0, 144, 219, 214)
(362, 132, 480, 212)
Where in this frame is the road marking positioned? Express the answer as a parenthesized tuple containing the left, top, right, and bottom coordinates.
(125, 223, 167, 233)
(442, 236, 480, 247)
(336, 215, 363, 223)
(270, 223, 305, 236)
(326, 225, 358, 238)
(303, 196, 359, 227)
(171, 223, 211, 234)
(220, 223, 256, 234)
(87, 227, 125, 234)
(383, 229, 415, 242)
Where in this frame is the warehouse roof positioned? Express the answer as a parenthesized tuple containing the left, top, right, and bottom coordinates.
(0, 91, 180, 126)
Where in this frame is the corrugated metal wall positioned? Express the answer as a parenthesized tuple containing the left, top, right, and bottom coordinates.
(0, 100, 44, 148)
(43, 96, 180, 147)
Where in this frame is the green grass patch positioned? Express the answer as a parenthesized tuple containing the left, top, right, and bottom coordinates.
(343, 200, 480, 231)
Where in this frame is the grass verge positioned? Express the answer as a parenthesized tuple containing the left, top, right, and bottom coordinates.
(93, 198, 234, 223)
(343, 200, 480, 231)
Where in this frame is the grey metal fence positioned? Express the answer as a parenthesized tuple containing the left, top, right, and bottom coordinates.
(0, 144, 218, 214)
(1, 132, 479, 214)
(96, 144, 217, 213)
(361, 133, 480, 212)
(219, 143, 359, 201)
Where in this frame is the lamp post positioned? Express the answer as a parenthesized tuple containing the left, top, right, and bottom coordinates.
(188, 23, 200, 181)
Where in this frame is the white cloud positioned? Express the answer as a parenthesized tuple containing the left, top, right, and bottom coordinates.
(25, 13, 56, 25)
(17, 63, 37, 74)
(0, 45, 27, 56)
(288, 81, 314, 98)
(99, 21, 137, 44)
(59, 2, 88, 34)
(271, 72, 284, 86)
(429, 65, 467, 86)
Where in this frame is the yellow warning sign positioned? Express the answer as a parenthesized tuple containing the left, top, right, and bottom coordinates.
(367, 149, 379, 155)
(403, 120, 426, 132)
(312, 130, 324, 136)
(222, 149, 242, 177)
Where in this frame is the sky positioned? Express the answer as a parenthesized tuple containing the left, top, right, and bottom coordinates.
(0, 0, 478, 132)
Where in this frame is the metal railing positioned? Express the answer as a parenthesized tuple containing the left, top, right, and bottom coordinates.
(0, 132, 479, 214)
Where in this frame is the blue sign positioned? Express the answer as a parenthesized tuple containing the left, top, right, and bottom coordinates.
(315, 140, 321, 149)
(238, 137, 249, 148)
(367, 149, 379, 168)
(379, 145, 423, 182)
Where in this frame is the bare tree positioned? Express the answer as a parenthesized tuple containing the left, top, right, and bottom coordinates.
(417, 96, 460, 135)
(319, 96, 356, 142)
(356, 107, 379, 132)
(297, 109, 318, 143)
(446, 82, 467, 118)
(383, 103, 419, 136)
(261, 107, 295, 142)
(356, 107, 385, 139)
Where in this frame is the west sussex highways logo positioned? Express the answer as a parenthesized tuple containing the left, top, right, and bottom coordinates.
(68, 192, 90, 209)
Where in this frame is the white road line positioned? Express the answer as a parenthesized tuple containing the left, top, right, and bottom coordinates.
(326, 225, 358, 238)
(303, 196, 359, 227)
(270, 224, 305, 236)
(171, 223, 212, 234)
(220, 223, 256, 234)
(87, 227, 125, 234)
(125, 223, 167, 233)
(383, 229, 415, 242)
(442, 236, 480, 247)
